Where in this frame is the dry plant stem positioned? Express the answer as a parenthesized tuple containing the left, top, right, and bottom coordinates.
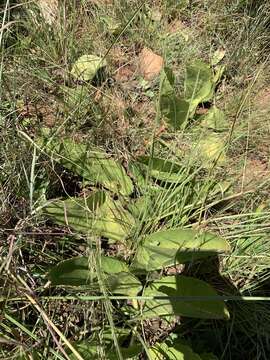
(6, 271, 84, 360)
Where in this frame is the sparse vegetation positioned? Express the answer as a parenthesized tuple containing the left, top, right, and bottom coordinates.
(1, 1, 270, 359)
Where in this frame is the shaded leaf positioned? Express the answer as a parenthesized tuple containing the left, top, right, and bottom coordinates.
(48, 256, 142, 296)
(160, 67, 175, 96)
(142, 275, 230, 319)
(43, 192, 135, 241)
(44, 138, 133, 196)
(69, 328, 141, 359)
(132, 228, 231, 272)
(185, 61, 214, 114)
(160, 95, 190, 129)
(200, 106, 227, 131)
(138, 156, 183, 183)
(159, 68, 189, 129)
(128, 195, 154, 219)
(71, 54, 107, 81)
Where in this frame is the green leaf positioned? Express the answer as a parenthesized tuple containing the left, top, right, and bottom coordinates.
(185, 61, 214, 114)
(68, 328, 141, 359)
(71, 54, 107, 81)
(128, 195, 154, 220)
(213, 65, 225, 84)
(138, 156, 183, 183)
(159, 68, 189, 129)
(200, 106, 227, 131)
(211, 49, 226, 66)
(71, 343, 141, 360)
(48, 257, 92, 286)
(48, 256, 142, 296)
(160, 95, 190, 129)
(132, 228, 231, 272)
(142, 275, 230, 319)
(43, 192, 135, 241)
(160, 67, 175, 96)
(44, 138, 133, 196)
(149, 341, 202, 360)
(196, 133, 226, 167)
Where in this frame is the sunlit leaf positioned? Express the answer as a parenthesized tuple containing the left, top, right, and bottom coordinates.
(142, 275, 230, 319)
(132, 228, 231, 272)
(196, 133, 226, 167)
(200, 106, 227, 131)
(213, 65, 225, 84)
(211, 49, 226, 66)
(71, 54, 107, 81)
(43, 192, 135, 241)
(149, 341, 202, 360)
(48, 256, 142, 296)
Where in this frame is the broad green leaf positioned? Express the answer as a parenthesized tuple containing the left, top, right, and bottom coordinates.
(160, 67, 175, 97)
(200, 106, 227, 131)
(70, 343, 141, 360)
(185, 61, 214, 114)
(68, 328, 141, 359)
(149, 341, 202, 360)
(138, 156, 183, 183)
(196, 133, 226, 167)
(160, 95, 190, 129)
(48, 256, 142, 296)
(211, 49, 226, 66)
(142, 275, 230, 319)
(132, 228, 231, 272)
(159, 67, 189, 129)
(71, 54, 107, 81)
(128, 195, 154, 219)
(44, 138, 133, 196)
(43, 192, 135, 241)
(48, 256, 128, 285)
(48, 257, 93, 286)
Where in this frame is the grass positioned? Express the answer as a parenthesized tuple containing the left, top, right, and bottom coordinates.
(1, 0, 270, 359)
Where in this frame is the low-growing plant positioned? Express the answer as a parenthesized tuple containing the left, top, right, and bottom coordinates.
(12, 59, 235, 359)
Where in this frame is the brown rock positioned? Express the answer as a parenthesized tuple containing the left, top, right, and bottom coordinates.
(138, 48, 164, 80)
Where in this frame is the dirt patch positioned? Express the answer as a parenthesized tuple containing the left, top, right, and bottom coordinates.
(256, 88, 270, 109)
(242, 158, 269, 187)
